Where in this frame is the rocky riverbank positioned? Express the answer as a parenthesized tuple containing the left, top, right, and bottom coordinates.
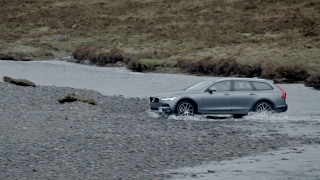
(0, 81, 319, 180)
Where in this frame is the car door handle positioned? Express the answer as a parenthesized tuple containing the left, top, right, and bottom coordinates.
(224, 93, 230, 96)
(250, 93, 256, 95)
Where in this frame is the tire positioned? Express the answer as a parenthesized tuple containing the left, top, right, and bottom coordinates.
(176, 101, 195, 116)
(254, 101, 273, 112)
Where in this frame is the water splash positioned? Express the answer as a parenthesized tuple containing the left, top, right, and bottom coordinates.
(244, 112, 320, 123)
(147, 110, 320, 123)
(167, 114, 208, 121)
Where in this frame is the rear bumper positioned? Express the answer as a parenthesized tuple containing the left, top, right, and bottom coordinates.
(275, 105, 288, 113)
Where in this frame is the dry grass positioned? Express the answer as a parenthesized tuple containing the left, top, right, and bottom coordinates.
(0, 0, 319, 73)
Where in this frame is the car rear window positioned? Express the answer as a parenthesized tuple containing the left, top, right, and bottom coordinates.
(252, 82, 273, 90)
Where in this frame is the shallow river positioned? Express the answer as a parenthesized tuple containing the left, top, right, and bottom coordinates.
(0, 60, 319, 120)
(0, 60, 320, 179)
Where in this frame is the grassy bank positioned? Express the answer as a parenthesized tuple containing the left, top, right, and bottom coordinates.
(1, 0, 319, 82)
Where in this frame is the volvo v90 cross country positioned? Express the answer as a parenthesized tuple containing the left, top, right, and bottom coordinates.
(149, 78, 287, 118)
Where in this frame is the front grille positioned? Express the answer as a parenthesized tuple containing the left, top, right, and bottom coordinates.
(150, 97, 159, 103)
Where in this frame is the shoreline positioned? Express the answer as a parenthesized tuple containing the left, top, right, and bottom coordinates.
(0, 57, 313, 86)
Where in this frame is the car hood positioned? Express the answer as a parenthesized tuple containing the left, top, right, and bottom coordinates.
(151, 90, 200, 98)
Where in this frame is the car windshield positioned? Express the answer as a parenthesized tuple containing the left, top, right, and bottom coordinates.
(185, 80, 214, 91)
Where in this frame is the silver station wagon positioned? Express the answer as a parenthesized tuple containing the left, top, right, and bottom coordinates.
(150, 78, 288, 118)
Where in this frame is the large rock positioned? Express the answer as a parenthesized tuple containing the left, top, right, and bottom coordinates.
(58, 93, 97, 105)
(3, 76, 36, 87)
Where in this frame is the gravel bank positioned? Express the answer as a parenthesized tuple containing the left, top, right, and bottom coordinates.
(0, 81, 319, 180)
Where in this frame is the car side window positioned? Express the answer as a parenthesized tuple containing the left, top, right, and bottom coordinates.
(210, 81, 231, 92)
(252, 82, 273, 90)
(234, 81, 253, 91)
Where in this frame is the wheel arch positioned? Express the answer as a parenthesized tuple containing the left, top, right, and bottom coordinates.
(251, 98, 275, 111)
(174, 98, 199, 114)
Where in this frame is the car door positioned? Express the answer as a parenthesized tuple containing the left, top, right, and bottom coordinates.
(231, 80, 257, 114)
(201, 80, 232, 113)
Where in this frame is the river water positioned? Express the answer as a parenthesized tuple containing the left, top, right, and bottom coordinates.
(1, 60, 320, 179)
(0, 60, 319, 120)
(0, 60, 204, 98)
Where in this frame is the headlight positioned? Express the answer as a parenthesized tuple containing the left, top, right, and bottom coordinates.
(160, 97, 176, 101)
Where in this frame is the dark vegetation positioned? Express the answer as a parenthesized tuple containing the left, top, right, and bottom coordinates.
(73, 46, 311, 83)
(3, 76, 36, 87)
(305, 73, 320, 90)
(0, 51, 54, 61)
(72, 44, 124, 66)
(0, 0, 319, 88)
(177, 57, 262, 77)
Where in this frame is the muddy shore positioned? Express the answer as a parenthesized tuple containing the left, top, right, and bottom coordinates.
(0, 81, 319, 180)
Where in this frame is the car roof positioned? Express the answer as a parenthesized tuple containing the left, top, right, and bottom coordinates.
(204, 77, 273, 83)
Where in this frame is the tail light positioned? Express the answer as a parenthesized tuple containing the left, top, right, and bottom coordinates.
(274, 84, 286, 98)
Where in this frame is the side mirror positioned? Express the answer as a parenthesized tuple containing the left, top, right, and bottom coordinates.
(209, 87, 216, 93)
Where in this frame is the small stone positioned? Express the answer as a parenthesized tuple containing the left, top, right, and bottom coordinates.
(83, 60, 91, 65)
(53, 35, 67, 41)
(191, 173, 198, 178)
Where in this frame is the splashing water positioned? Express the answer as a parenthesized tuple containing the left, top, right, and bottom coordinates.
(147, 110, 320, 123)
(244, 112, 320, 123)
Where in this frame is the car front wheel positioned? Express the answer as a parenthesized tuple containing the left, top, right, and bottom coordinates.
(254, 101, 273, 112)
(176, 101, 195, 116)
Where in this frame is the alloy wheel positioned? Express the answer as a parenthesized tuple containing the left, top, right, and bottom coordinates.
(176, 101, 194, 116)
(254, 101, 273, 112)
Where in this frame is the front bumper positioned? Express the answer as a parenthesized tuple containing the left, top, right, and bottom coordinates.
(151, 106, 173, 114)
(150, 97, 175, 114)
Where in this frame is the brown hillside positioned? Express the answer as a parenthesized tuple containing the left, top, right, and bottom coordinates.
(0, 0, 319, 73)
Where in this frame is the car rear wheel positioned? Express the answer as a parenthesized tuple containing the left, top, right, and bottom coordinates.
(176, 101, 195, 116)
(254, 101, 273, 112)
